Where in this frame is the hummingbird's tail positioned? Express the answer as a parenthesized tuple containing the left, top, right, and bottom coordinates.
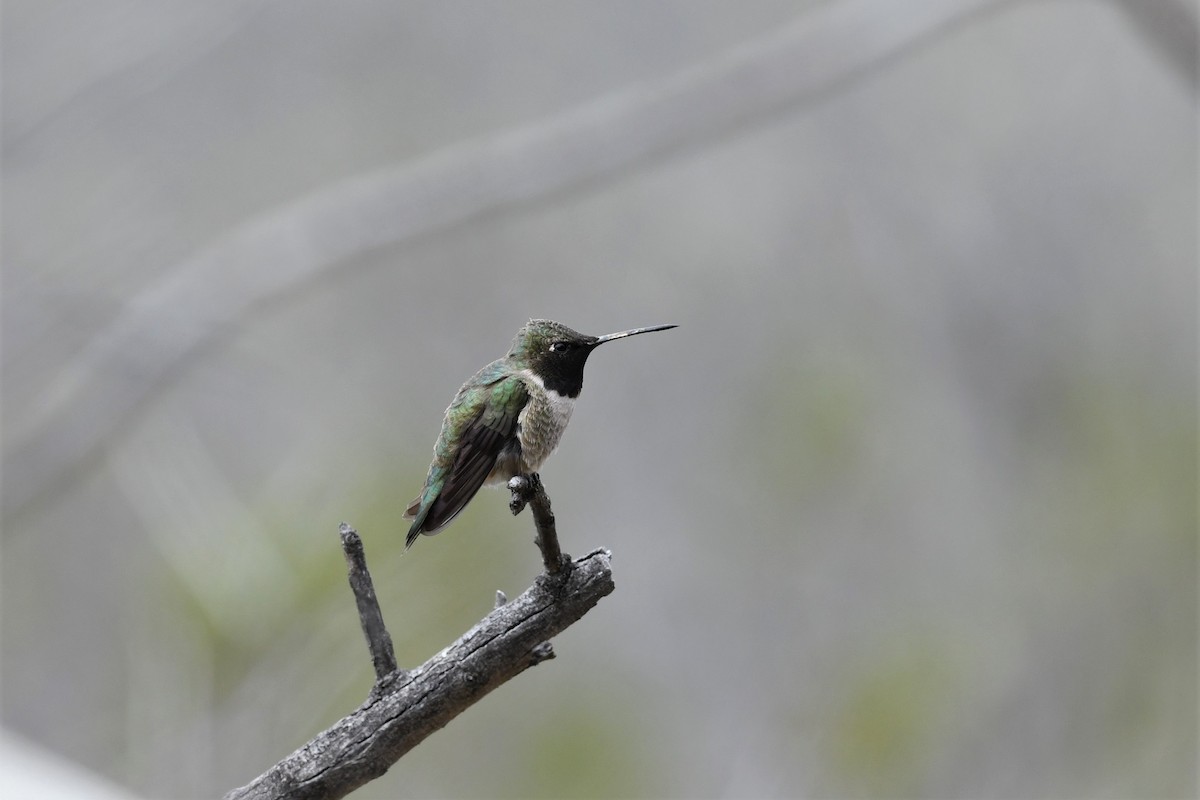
(403, 496, 428, 548)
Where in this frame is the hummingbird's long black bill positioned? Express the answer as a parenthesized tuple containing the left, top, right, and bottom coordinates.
(593, 324, 677, 345)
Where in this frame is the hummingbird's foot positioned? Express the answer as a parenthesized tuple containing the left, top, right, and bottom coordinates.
(508, 475, 532, 515)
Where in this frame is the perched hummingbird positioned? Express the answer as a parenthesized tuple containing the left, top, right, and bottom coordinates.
(404, 319, 676, 548)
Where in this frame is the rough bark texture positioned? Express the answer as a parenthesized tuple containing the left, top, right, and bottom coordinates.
(508, 474, 568, 574)
(224, 548, 614, 800)
(339, 524, 399, 681)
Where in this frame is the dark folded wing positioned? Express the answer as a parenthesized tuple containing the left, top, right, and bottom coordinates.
(420, 376, 527, 533)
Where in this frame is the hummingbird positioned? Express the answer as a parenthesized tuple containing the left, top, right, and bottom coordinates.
(404, 319, 676, 548)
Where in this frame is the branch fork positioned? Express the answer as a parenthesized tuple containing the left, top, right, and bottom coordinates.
(225, 479, 610, 800)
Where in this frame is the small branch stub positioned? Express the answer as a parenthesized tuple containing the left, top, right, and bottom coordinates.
(339, 523, 399, 681)
(508, 473, 569, 575)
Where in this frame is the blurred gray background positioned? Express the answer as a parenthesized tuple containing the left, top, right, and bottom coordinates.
(2, 1, 1196, 798)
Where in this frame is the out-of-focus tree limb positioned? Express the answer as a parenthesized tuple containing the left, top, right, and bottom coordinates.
(3, 0, 1017, 517)
(5, 3, 267, 149)
(1110, 0, 1198, 94)
(224, 547, 614, 800)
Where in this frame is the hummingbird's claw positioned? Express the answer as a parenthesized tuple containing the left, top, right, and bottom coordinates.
(508, 475, 531, 515)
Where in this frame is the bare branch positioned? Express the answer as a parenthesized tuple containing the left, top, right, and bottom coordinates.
(339, 523, 399, 681)
(224, 548, 614, 800)
(508, 474, 568, 575)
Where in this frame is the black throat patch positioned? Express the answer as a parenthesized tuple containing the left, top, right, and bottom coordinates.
(536, 350, 590, 398)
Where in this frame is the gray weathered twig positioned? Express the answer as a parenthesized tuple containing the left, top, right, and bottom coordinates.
(508, 473, 568, 575)
(223, 546, 613, 800)
(339, 523, 399, 681)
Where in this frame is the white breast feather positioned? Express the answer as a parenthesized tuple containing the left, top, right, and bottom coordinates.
(517, 370, 575, 470)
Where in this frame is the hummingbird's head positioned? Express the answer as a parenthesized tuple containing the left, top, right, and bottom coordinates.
(510, 319, 677, 398)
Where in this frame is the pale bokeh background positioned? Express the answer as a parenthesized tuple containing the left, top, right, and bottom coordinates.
(3, 1, 1196, 798)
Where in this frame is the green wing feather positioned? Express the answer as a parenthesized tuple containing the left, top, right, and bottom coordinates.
(406, 366, 528, 547)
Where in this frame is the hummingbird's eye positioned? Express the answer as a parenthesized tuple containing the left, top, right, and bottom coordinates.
(549, 341, 571, 353)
